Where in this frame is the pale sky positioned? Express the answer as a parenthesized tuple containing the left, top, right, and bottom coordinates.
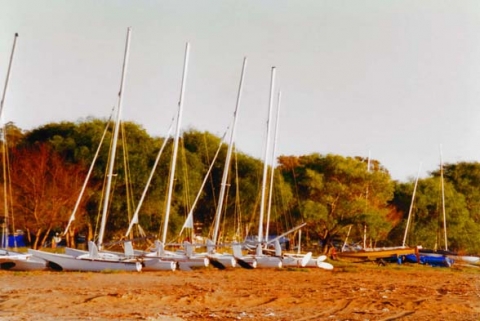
(2, 1, 480, 182)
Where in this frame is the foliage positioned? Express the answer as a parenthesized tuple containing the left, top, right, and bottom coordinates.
(2, 119, 480, 255)
(277, 153, 395, 251)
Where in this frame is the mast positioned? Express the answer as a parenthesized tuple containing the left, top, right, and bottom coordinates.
(440, 145, 448, 251)
(64, 110, 114, 236)
(402, 162, 422, 247)
(265, 91, 281, 243)
(363, 151, 371, 249)
(212, 57, 247, 246)
(161, 42, 190, 244)
(0, 33, 18, 117)
(98, 27, 132, 249)
(257, 67, 276, 246)
(1, 33, 19, 248)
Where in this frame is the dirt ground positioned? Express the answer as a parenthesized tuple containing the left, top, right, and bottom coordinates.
(1, 261, 479, 321)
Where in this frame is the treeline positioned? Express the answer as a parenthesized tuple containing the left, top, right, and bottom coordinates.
(1, 119, 479, 254)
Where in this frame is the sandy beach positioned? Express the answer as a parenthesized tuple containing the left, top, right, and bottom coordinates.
(1, 262, 479, 321)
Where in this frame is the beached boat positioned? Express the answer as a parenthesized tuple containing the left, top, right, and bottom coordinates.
(337, 246, 417, 261)
(0, 249, 46, 271)
(28, 28, 147, 273)
(404, 253, 454, 267)
(29, 242, 141, 272)
(64, 241, 177, 271)
(224, 67, 282, 270)
(0, 34, 47, 272)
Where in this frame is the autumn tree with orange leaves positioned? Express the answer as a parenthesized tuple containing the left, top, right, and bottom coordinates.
(8, 144, 87, 249)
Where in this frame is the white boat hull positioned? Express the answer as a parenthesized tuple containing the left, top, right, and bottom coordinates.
(448, 255, 480, 264)
(0, 250, 47, 271)
(255, 255, 282, 268)
(28, 249, 142, 272)
(141, 257, 177, 271)
(146, 251, 209, 269)
(66, 247, 177, 271)
(281, 252, 313, 268)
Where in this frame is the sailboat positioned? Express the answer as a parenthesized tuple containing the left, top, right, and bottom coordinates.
(232, 67, 283, 269)
(200, 56, 260, 269)
(0, 33, 47, 271)
(337, 161, 419, 263)
(407, 149, 454, 267)
(434, 148, 478, 265)
(28, 28, 142, 272)
(96, 42, 212, 271)
(407, 148, 479, 266)
(259, 90, 327, 269)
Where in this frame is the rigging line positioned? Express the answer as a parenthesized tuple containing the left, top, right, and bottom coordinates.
(167, 136, 191, 245)
(276, 166, 290, 233)
(291, 165, 304, 224)
(220, 161, 235, 244)
(125, 117, 175, 237)
(125, 115, 175, 237)
(234, 146, 242, 240)
(201, 133, 218, 228)
(120, 122, 132, 228)
(0, 33, 18, 248)
(177, 127, 229, 238)
(6, 133, 16, 246)
(402, 162, 422, 247)
(439, 144, 447, 251)
(64, 108, 116, 235)
(181, 137, 191, 223)
(159, 139, 172, 237)
(94, 118, 116, 243)
(120, 121, 137, 233)
(2, 123, 9, 245)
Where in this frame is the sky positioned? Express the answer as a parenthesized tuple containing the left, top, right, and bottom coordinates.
(1, 0, 480, 182)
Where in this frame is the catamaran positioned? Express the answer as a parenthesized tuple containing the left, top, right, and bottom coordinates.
(0, 33, 47, 271)
(28, 28, 144, 272)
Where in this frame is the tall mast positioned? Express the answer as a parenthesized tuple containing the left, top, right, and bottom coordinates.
(212, 57, 247, 246)
(1, 33, 19, 248)
(402, 162, 421, 247)
(161, 42, 190, 244)
(98, 27, 132, 249)
(440, 145, 448, 251)
(265, 90, 281, 243)
(257, 66, 276, 245)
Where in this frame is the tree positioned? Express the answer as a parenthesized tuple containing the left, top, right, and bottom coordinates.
(8, 144, 86, 248)
(277, 153, 395, 251)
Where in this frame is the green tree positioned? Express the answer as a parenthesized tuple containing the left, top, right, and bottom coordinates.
(278, 153, 395, 251)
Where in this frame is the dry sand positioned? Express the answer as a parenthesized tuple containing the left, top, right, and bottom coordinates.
(1, 261, 479, 321)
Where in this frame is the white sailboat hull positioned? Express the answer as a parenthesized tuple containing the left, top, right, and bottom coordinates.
(28, 249, 142, 272)
(280, 252, 313, 268)
(141, 257, 177, 271)
(255, 255, 282, 268)
(303, 255, 334, 270)
(448, 255, 480, 264)
(208, 253, 236, 268)
(65, 247, 177, 271)
(0, 249, 47, 271)
(145, 251, 209, 269)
